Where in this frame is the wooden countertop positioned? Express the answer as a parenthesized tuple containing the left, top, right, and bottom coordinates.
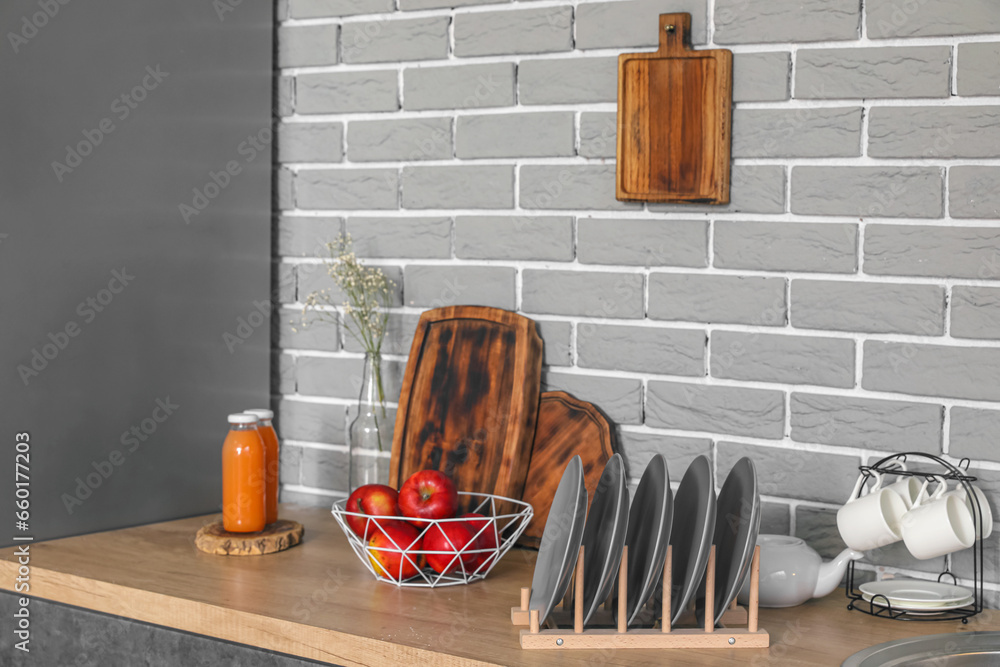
(2, 504, 997, 666)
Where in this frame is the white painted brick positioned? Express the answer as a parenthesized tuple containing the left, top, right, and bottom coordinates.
(278, 123, 343, 163)
(401, 0, 504, 9)
(347, 117, 452, 162)
(647, 382, 785, 439)
(518, 56, 618, 105)
(732, 107, 862, 158)
(277, 398, 345, 444)
(619, 432, 713, 481)
(404, 63, 516, 110)
(276, 216, 342, 257)
(950, 407, 1000, 463)
(791, 280, 946, 335)
(402, 165, 514, 209)
(578, 324, 705, 376)
(791, 393, 943, 453)
(578, 112, 616, 159)
(951, 286, 1000, 340)
(342, 17, 449, 64)
(520, 165, 641, 211)
(957, 42, 1000, 96)
(711, 331, 855, 388)
(867, 0, 1000, 38)
(295, 168, 399, 210)
(648, 274, 786, 326)
(796, 46, 951, 99)
(535, 319, 573, 367)
(578, 218, 707, 268)
(454, 6, 573, 57)
(714, 221, 857, 273)
(715, 0, 860, 44)
(346, 217, 452, 258)
(543, 371, 643, 425)
(950, 167, 1000, 219)
(869, 107, 1000, 158)
(864, 224, 1000, 280)
(791, 167, 943, 218)
(278, 24, 339, 68)
(455, 216, 573, 261)
(718, 442, 859, 504)
(576, 0, 707, 50)
(523, 269, 644, 319)
(863, 341, 1000, 402)
(277, 307, 339, 352)
(295, 71, 399, 114)
(288, 0, 393, 18)
(647, 166, 786, 215)
(456, 112, 575, 158)
(404, 265, 516, 309)
(733, 52, 790, 102)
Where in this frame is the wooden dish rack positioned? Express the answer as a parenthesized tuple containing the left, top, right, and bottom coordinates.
(510, 544, 768, 650)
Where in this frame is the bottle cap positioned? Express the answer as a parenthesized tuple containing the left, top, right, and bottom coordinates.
(245, 408, 274, 420)
(227, 413, 259, 425)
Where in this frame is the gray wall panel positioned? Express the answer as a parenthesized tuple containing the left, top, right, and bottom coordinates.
(0, 2, 272, 543)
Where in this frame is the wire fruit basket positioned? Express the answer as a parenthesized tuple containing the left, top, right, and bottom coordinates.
(331, 492, 533, 587)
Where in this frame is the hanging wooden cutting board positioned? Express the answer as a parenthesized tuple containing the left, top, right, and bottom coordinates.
(389, 306, 542, 512)
(517, 391, 617, 548)
(616, 13, 733, 204)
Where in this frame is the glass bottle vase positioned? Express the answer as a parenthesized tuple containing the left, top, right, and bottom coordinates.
(349, 353, 389, 490)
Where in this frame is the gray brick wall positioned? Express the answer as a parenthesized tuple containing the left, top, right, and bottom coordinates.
(274, 0, 1000, 595)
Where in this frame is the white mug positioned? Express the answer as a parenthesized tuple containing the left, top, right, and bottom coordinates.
(946, 483, 993, 539)
(882, 463, 926, 510)
(837, 472, 908, 552)
(901, 477, 976, 560)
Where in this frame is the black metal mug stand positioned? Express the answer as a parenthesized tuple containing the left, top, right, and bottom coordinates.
(844, 452, 984, 623)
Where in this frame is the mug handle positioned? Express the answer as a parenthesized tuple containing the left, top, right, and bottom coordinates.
(846, 471, 881, 503)
(916, 475, 947, 505)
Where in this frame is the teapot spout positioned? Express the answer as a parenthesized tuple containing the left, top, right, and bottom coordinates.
(812, 548, 865, 599)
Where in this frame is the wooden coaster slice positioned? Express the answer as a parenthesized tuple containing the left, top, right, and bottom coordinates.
(195, 519, 304, 556)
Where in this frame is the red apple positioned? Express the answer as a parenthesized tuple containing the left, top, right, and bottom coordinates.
(367, 520, 422, 580)
(398, 470, 458, 527)
(462, 512, 498, 570)
(423, 521, 478, 574)
(345, 484, 400, 539)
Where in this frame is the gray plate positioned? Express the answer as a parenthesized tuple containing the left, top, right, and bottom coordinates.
(621, 454, 672, 627)
(579, 454, 629, 625)
(529, 456, 588, 625)
(669, 455, 717, 626)
(696, 457, 760, 626)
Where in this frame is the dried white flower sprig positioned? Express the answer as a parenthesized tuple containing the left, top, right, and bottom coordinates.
(294, 235, 394, 421)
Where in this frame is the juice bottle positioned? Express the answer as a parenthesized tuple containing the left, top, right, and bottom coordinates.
(246, 408, 279, 525)
(222, 413, 266, 533)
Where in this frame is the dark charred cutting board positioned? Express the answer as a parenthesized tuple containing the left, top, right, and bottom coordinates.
(616, 13, 733, 204)
(517, 391, 617, 548)
(389, 307, 542, 510)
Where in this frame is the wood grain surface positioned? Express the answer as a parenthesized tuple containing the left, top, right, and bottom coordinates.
(518, 391, 615, 548)
(617, 13, 733, 204)
(195, 519, 304, 556)
(2, 505, 996, 666)
(389, 306, 542, 512)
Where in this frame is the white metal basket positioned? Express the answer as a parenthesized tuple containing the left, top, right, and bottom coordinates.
(331, 492, 533, 587)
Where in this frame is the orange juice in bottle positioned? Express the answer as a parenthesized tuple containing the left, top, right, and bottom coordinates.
(246, 408, 279, 525)
(222, 413, 266, 533)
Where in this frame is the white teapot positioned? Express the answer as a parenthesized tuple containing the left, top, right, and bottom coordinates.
(737, 534, 864, 608)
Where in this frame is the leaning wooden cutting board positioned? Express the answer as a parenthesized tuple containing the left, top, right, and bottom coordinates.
(617, 13, 733, 204)
(389, 306, 542, 510)
(518, 391, 617, 548)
